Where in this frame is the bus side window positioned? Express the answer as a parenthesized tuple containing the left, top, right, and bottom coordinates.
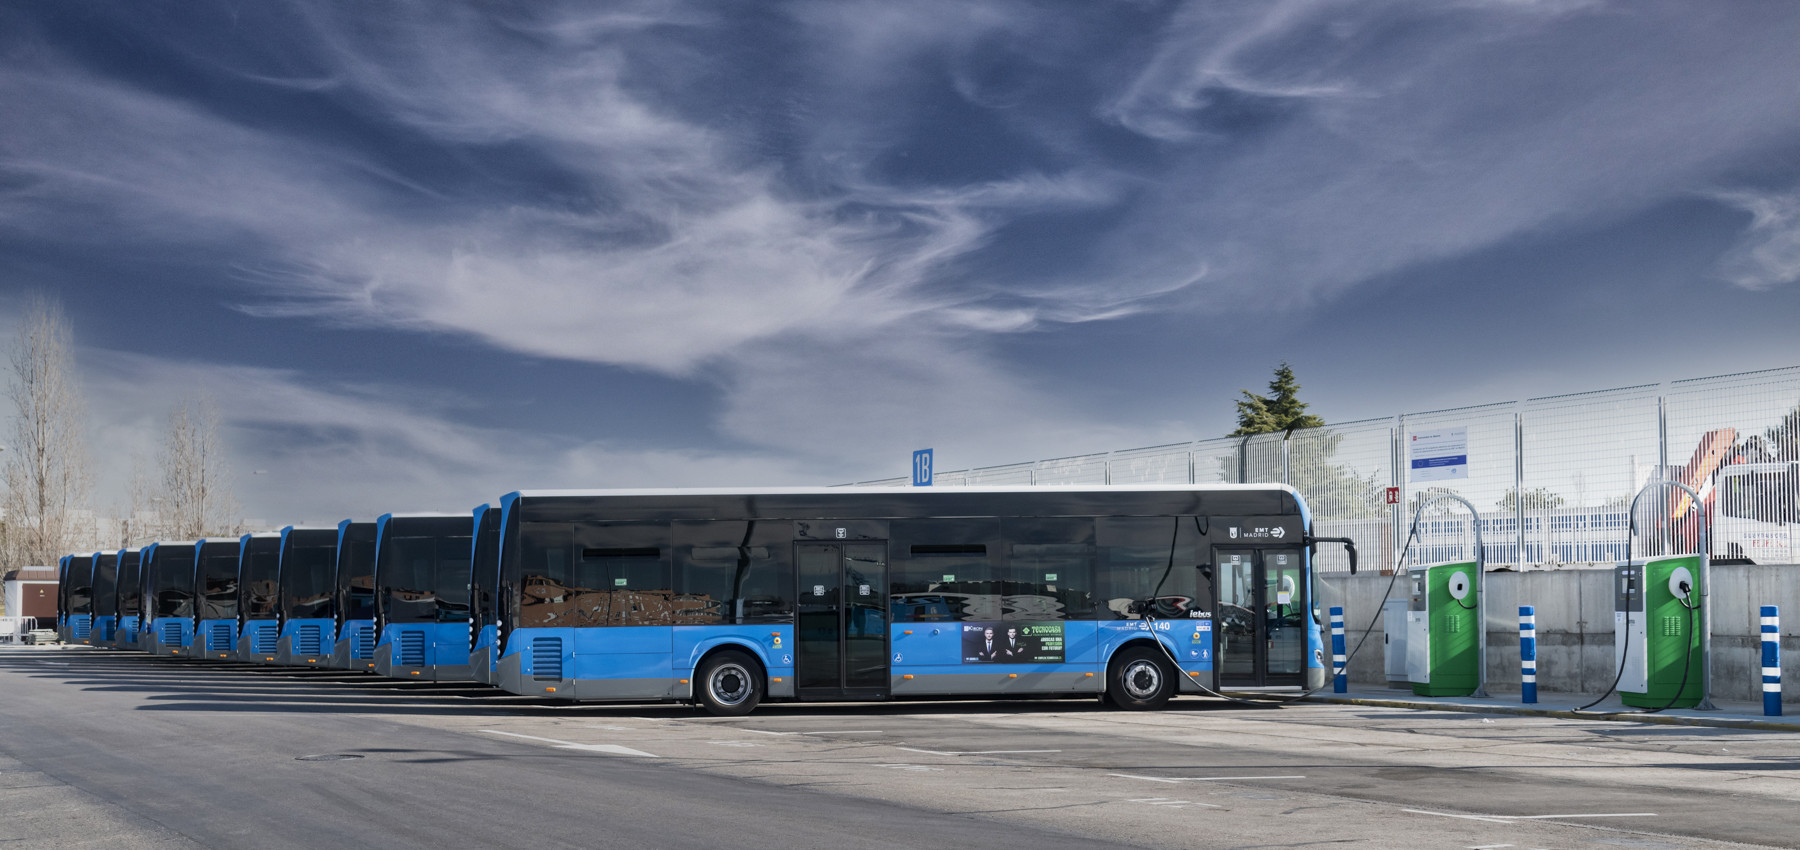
(674, 521, 796, 626)
(1002, 517, 1096, 621)
(1095, 517, 1198, 620)
(890, 518, 1002, 622)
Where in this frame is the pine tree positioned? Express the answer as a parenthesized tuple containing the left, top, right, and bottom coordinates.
(1231, 363, 1325, 436)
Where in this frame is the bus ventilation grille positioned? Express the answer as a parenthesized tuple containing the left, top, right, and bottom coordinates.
(293, 625, 325, 656)
(209, 622, 234, 651)
(398, 631, 427, 667)
(352, 624, 375, 659)
(252, 624, 279, 655)
(531, 637, 563, 681)
(72, 618, 91, 639)
(160, 621, 183, 646)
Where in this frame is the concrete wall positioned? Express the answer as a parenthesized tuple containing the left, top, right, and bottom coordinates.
(1317, 564, 1800, 704)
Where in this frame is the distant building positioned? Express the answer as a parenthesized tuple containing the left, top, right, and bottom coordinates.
(4, 565, 59, 625)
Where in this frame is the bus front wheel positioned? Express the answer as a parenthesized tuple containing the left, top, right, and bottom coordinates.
(1106, 646, 1174, 710)
(695, 649, 764, 717)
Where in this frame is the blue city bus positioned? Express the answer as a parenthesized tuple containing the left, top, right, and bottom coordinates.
(62, 554, 94, 645)
(115, 548, 144, 650)
(90, 551, 119, 647)
(140, 542, 197, 656)
(234, 532, 282, 662)
(468, 504, 501, 685)
(373, 513, 473, 681)
(493, 486, 1332, 715)
(275, 526, 339, 666)
(331, 520, 378, 670)
(193, 538, 243, 660)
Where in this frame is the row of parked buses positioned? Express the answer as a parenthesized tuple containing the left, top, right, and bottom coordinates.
(50, 485, 1343, 715)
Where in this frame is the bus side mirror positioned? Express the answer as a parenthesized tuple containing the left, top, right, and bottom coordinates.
(1197, 564, 1213, 581)
(1305, 536, 1358, 575)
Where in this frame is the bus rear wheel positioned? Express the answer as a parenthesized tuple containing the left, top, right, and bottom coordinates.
(696, 649, 764, 717)
(1106, 646, 1174, 710)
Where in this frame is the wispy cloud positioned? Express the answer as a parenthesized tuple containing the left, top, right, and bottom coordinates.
(1714, 188, 1800, 291)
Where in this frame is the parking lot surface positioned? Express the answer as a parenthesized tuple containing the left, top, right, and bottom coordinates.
(5, 647, 1799, 849)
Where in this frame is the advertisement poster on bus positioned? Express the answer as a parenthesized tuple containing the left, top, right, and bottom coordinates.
(961, 622, 1064, 663)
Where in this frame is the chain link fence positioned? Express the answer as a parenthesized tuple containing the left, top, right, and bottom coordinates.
(853, 366, 1800, 573)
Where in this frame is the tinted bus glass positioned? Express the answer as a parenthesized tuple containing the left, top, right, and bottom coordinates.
(336, 522, 377, 626)
(673, 520, 795, 625)
(470, 508, 500, 647)
(238, 537, 280, 619)
(117, 552, 143, 617)
(93, 554, 119, 614)
(150, 546, 196, 618)
(517, 522, 670, 628)
(380, 519, 472, 624)
(196, 544, 240, 620)
(280, 533, 337, 620)
(67, 557, 94, 614)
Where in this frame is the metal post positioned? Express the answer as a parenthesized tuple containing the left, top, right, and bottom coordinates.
(1514, 411, 1527, 569)
(1281, 437, 1291, 487)
(1520, 605, 1537, 704)
(1392, 420, 1404, 574)
(1764, 605, 1781, 717)
(1331, 606, 1347, 694)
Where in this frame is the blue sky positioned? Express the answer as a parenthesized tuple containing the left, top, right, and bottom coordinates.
(2, 1, 1799, 522)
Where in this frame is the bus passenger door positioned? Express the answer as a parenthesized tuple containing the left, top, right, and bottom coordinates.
(795, 542, 891, 701)
(1215, 547, 1306, 688)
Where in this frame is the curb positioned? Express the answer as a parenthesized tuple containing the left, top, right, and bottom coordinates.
(1307, 694, 1800, 733)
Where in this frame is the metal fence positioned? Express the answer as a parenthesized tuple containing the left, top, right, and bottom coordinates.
(852, 365, 1800, 572)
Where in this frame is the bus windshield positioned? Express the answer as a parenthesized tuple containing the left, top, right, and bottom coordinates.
(381, 529, 473, 624)
(239, 538, 280, 618)
(196, 545, 240, 620)
(281, 537, 337, 619)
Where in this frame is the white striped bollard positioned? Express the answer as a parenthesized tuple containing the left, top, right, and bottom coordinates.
(1764, 605, 1781, 717)
(1330, 606, 1346, 694)
(1520, 605, 1537, 704)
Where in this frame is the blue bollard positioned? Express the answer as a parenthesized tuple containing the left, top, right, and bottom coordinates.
(1330, 606, 1346, 694)
(1764, 606, 1781, 717)
(1520, 605, 1537, 704)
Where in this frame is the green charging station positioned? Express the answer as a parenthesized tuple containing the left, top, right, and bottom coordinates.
(1405, 560, 1480, 697)
(1614, 554, 1703, 709)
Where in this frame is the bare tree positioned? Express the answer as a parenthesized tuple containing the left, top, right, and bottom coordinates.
(120, 448, 159, 547)
(158, 396, 238, 539)
(2, 295, 93, 575)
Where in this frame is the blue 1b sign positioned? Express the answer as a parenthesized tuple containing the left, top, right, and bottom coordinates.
(912, 449, 933, 486)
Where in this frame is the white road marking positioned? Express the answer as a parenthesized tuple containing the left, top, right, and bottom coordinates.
(1108, 773, 1305, 783)
(1466, 844, 1515, 849)
(1406, 809, 1654, 823)
(481, 729, 659, 758)
(1124, 797, 1223, 809)
(744, 729, 884, 736)
(875, 763, 944, 772)
(1506, 814, 1657, 819)
(895, 747, 1061, 756)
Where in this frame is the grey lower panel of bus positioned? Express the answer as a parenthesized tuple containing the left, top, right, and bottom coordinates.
(495, 651, 793, 702)
(332, 638, 377, 671)
(233, 636, 262, 663)
(275, 636, 330, 668)
(374, 653, 474, 682)
(469, 650, 494, 686)
(145, 636, 184, 657)
(496, 653, 573, 696)
(891, 671, 1105, 697)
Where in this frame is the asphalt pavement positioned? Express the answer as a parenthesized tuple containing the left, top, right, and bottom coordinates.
(5, 645, 1798, 849)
